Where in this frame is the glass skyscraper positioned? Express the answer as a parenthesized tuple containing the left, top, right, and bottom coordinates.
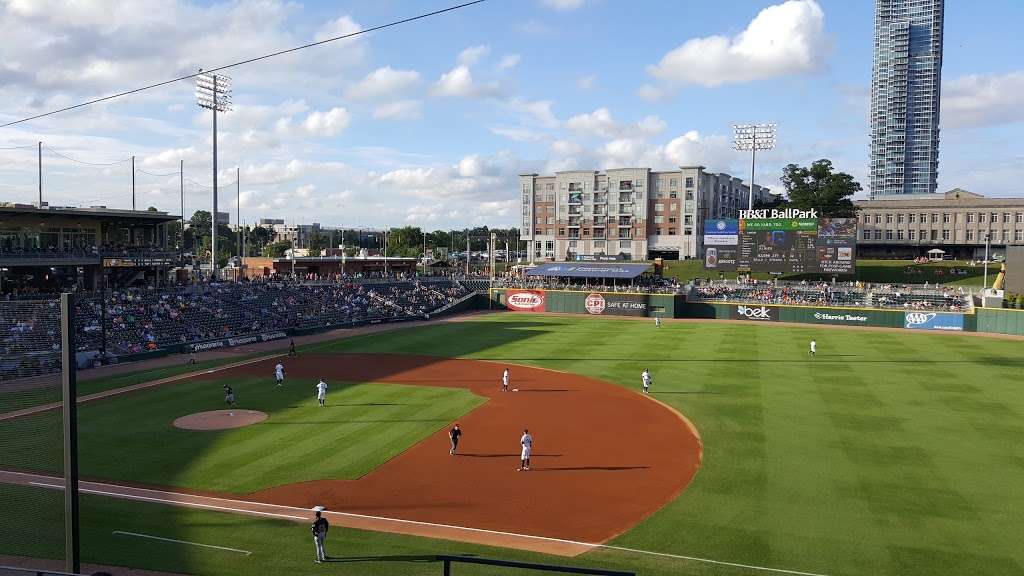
(870, 0, 944, 197)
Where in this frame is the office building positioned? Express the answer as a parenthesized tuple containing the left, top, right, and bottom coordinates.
(870, 0, 944, 196)
(519, 167, 775, 261)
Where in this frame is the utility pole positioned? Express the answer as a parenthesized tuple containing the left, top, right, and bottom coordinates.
(465, 228, 470, 276)
(131, 155, 136, 211)
(179, 160, 184, 261)
(38, 141, 42, 207)
(236, 167, 241, 261)
(732, 123, 776, 210)
(384, 227, 389, 276)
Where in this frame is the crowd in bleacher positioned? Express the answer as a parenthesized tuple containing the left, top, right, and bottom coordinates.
(691, 279, 970, 311)
(491, 274, 682, 294)
(1, 279, 473, 381)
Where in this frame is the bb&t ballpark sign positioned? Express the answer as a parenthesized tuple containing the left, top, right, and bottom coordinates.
(738, 208, 818, 220)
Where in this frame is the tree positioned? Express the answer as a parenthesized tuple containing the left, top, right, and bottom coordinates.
(307, 232, 330, 256)
(780, 159, 860, 217)
(263, 240, 292, 258)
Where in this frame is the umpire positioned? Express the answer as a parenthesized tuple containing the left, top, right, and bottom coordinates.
(311, 510, 329, 563)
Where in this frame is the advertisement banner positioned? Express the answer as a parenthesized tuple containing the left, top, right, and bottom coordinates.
(904, 311, 965, 331)
(809, 310, 872, 325)
(704, 219, 740, 235)
(731, 304, 778, 322)
(506, 289, 546, 312)
(583, 293, 650, 316)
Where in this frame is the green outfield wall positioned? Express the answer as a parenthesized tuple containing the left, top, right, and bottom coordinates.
(974, 307, 1024, 336)
(488, 288, 680, 318)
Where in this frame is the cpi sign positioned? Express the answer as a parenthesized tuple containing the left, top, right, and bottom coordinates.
(584, 293, 607, 315)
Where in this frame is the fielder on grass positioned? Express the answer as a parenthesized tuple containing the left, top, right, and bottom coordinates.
(311, 510, 329, 563)
(316, 378, 328, 407)
(275, 362, 285, 386)
(642, 368, 651, 394)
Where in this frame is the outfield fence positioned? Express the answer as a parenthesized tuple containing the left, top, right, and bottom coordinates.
(436, 555, 635, 576)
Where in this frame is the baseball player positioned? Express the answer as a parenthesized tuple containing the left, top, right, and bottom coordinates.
(502, 368, 510, 392)
(316, 378, 328, 407)
(311, 510, 329, 563)
(518, 428, 533, 471)
(809, 339, 817, 357)
(449, 423, 462, 455)
(188, 350, 197, 365)
(288, 340, 296, 357)
(655, 316, 662, 327)
(641, 368, 651, 394)
(223, 384, 236, 408)
(275, 362, 285, 387)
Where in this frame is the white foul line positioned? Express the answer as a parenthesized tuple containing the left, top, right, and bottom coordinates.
(22, 476, 834, 576)
(112, 530, 252, 555)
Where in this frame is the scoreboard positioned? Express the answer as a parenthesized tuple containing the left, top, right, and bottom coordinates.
(703, 217, 857, 274)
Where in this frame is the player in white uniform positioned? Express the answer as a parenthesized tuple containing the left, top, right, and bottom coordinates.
(502, 368, 510, 392)
(655, 316, 661, 327)
(275, 362, 285, 386)
(641, 368, 651, 394)
(316, 379, 328, 407)
(518, 428, 533, 471)
(809, 339, 817, 356)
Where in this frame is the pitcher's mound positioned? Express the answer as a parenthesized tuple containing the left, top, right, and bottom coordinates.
(174, 410, 267, 430)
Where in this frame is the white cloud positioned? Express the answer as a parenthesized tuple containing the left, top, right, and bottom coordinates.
(498, 54, 521, 69)
(576, 74, 597, 91)
(431, 65, 498, 98)
(503, 98, 559, 128)
(458, 45, 490, 66)
(301, 107, 350, 137)
(490, 126, 545, 142)
(345, 66, 421, 100)
(565, 108, 666, 139)
(141, 146, 197, 169)
(314, 15, 363, 45)
(647, 0, 827, 87)
(636, 84, 666, 102)
(373, 100, 423, 120)
(942, 71, 1024, 129)
(540, 0, 585, 10)
(663, 130, 734, 168)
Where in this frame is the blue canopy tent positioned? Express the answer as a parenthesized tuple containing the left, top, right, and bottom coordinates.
(524, 262, 652, 288)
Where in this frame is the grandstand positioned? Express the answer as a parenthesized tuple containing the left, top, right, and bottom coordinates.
(0, 278, 473, 382)
(689, 280, 971, 311)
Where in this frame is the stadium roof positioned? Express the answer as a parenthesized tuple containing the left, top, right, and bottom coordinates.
(0, 204, 179, 222)
(525, 262, 651, 279)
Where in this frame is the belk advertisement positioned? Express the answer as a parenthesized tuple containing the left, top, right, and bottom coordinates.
(731, 304, 778, 322)
(506, 290, 546, 312)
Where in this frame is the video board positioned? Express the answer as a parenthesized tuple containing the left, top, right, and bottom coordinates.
(703, 215, 856, 275)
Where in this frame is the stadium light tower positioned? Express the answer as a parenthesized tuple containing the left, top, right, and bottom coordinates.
(196, 71, 232, 277)
(733, 123, 776, 211)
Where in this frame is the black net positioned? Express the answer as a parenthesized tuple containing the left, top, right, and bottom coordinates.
(0, 297, 65, 568)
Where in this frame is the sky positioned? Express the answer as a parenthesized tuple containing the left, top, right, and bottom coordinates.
(1, 0, 1023, 230)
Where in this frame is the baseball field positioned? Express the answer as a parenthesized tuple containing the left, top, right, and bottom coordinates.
(1, 313, 1022, 576)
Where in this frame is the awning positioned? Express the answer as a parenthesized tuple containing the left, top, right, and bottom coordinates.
(927, 249, 945, 254)
(525, 262, 651, 279)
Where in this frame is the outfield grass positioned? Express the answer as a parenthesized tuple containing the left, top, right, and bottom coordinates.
(0, 379, 483, 492)
(3, 314, 1023, 575)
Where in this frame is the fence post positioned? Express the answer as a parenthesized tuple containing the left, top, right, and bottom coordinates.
(443, 558, 451, 576)
(60, 293, 80, 574)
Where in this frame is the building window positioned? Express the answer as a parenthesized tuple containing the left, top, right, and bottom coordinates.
(654, 216, 664, 224)
(655, 204, 664, 212)
(919, 229, 926, 239)
(618, 181, 633, 191)
(685, 190, 694, 201)
(558, 228, 565, 235)
(668, 228, 676, 235)
(1003, 230, 1011, 243)
(669, 178, 678, 188)
(942, 213, 950, 224)
(1016, 213, 1023, 224)
(886, 230, 893, 240)
(966, 230, 974, 242)
(874, 214, 881, 224)
(684, 177, 694, 188)
(931, 230, 938, 241)
(670, 203, 678, 211)
(522, 184, 529, 193)
(862, 215, 870, 224)
(885, 214, 893, 224)
(991, 213, 999, 223)
(635, 180, 644, 189)
(931, 213, 939, 224)
(619, 240, 631, 249)
(920, 213, 927, 223)
(1016, 230, 1023, 242)
(863, 229, 871, 240)
(909, 230, 916, 240)
(1003, 212, 1011, 223)
(967, 213, 975, 223)
(546, 183, 554, 191)
(669, 217, 677, 223)
(684, 215, 693, 225)
(545, 241, 554, 251)
(684, 228, 693, 235)
(942, 230, 950, 241)
(897, 230, 904, 240)
(874, 230, 882, 240)
(908, 213, 916, 224)
(979, 213, 986, 223)
(897, 214, 905, 224)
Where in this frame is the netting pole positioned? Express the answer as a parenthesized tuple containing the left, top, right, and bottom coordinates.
(60, 293, 81, 574)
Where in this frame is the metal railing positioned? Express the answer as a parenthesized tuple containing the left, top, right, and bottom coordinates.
(0, 565, 85, 576)
(436, 555, 634, 576)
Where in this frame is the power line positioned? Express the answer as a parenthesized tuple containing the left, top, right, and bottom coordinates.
(44, 145, 131, 166)
(0, 0, 487, 129)
(0, 144, 38, 150)
(135, 168, 182, 177)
